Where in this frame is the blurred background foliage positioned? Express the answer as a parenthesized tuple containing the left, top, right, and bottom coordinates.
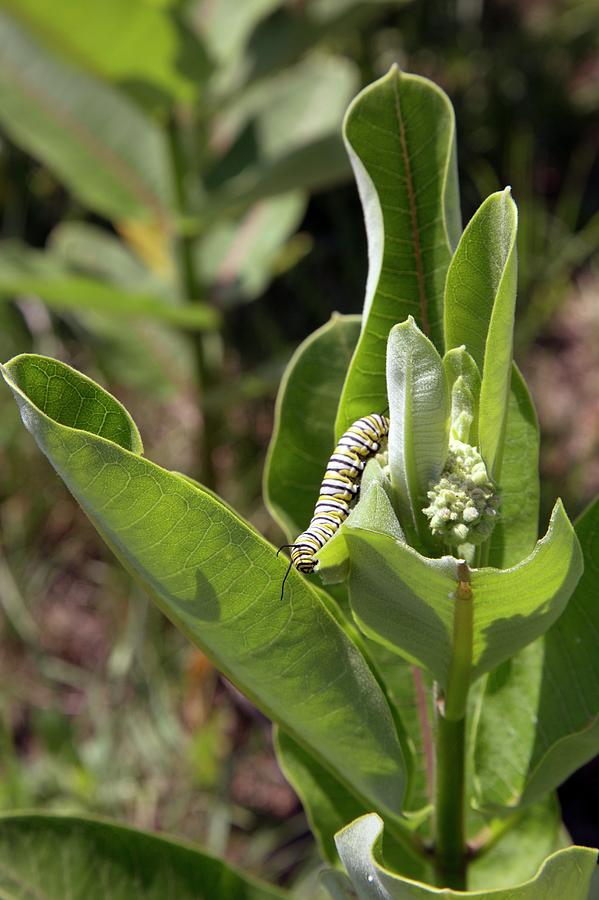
(0, 0, 597, 893)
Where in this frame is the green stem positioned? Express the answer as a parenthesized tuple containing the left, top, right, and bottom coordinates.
(445, 564, 473, 720)
(434, 713, 467, 889)
(433, 562, 472, 889)
(167, 114, 218, 488)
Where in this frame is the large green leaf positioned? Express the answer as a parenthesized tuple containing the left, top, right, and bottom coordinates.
(468, 795, 561, 890)
(344, 486, 581, 688)
(314, 579, 436, 823)
(332, 814, 596, 899)
(276, 727, 367, 865)
(473, 640, 545, 811)
(275, 729, 430, 882)
(312, 498, 437, 821)
(326, 792, 561, 892)
(0, 0, 205, 103)
(370, 652, 434, 821)
(444, 189, 518, 478)
(0, 354, 407, 818)
(0, 242, 218, 330)
(0, 813, 287, 899)
(488, 364, 539, 568)
(386, 318, 448, 548)
(336, 66, 461, 435)
(0, 12, 171, 221)
(469, 364, 541, 812)
(474, 496, 599, 810)
(265, 314, 361, 540)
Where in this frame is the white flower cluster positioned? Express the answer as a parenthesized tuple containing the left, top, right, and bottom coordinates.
(422, 440, 500, 546)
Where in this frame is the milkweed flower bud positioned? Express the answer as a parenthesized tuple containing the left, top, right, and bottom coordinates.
(422, 440, 500, 546)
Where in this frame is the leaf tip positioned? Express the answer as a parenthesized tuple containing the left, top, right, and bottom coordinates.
(548, 496, 569, 528)
(500, 185, 518, 219)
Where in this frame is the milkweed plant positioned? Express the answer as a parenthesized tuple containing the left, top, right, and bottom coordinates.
(1, 67, 598, 899)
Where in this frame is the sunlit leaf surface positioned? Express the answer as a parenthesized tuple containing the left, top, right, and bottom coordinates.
(336, 66, 461, 434)
(0, 814, 287, 899)
(1, 354, 407, 819)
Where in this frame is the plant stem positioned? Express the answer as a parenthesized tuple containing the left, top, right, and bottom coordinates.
(167, 113, 218, 488)
(433, 562, 472, 890)
(434, 712, 467, 889)
(445, 565, 473, 720)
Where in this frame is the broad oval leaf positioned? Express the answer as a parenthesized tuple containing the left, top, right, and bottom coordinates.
(468, 794, 561, 890)
(0, 11, 171, 221)
(345, 492, 581, 688)
(336, 65, 461, 435)
(333, 813, 596, 899)
(386, 317, 448, 548)
(444, 189, 518, 478)
(0, 353, 407, 818)
(312, 485, 435, 825)
(264, 314, 361, 540)
(0, 813, 287, 899)
(275, 728, 430, 882)
(473, 640, 545, 812)
(475, 495, 599, 811)
(468, 500, 581, 680)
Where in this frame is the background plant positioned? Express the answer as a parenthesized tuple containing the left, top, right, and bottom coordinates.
(0, 0, 598, 893)
(0, 64, 598, 898)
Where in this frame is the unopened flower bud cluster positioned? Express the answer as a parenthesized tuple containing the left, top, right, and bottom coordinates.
(423, 440, 500, 546)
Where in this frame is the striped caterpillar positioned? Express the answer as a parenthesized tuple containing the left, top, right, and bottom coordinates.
(279, 413, 389, 597)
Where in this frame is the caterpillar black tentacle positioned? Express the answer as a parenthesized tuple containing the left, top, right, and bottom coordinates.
(281, 413, 389, 592)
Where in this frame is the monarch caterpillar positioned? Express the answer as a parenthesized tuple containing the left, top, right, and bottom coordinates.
(279, 413, 389, 598)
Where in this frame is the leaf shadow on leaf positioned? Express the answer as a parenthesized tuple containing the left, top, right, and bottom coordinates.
(192, 568, 221, 622)
(483, 656, 514, 694)
(347, 531, 454, 685)
(473, 546, 582, 681)
(476, 496, 599, 811)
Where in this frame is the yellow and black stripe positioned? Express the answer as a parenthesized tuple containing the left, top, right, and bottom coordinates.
(289, 413, 389, 575)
